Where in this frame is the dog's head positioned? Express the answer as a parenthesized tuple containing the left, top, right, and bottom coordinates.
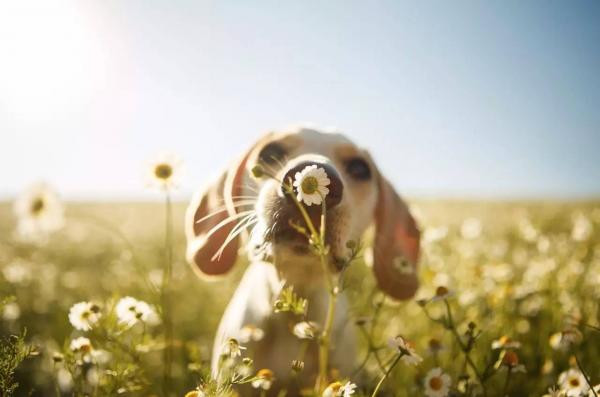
(185, 127, 420, 300)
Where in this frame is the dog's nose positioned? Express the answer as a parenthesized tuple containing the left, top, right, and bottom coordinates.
(282, 161, 343, 209)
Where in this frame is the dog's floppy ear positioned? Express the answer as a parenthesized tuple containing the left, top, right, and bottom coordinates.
(184, 148, 253, 278)
(372, 170, 421, 300)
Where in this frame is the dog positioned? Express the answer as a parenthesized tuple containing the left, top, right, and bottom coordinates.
(185, 126, 420, 392)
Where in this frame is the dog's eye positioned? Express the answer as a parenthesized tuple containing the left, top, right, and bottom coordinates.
(258, 143, 286, 165)
(345, 158, 371, 180)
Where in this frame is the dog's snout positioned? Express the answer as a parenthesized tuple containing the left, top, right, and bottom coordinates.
(282, 161, 343, 208)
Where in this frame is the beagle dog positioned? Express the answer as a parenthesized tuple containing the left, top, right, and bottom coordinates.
(185, 127, 420, 391)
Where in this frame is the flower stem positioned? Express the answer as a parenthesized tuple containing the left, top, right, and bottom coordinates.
(502, 369, 511, 397)
(370, 353, 402, 397)
(161, 191, 174, 396)
(575, 354, 598, 397)
(443, 299, 487, 397)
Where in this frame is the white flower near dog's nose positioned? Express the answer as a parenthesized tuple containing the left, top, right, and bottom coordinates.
(115, 296, 158, 327)
(322, 381, 357, 397)
(68, 301, 101, 331)
(293, 165, 330, 206)
(293, 321, 320, 339)
(221, 337, 246, 358)
(423, 367, 451, 397)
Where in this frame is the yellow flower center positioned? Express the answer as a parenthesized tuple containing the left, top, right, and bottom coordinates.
(569, 377, 580, 387)
(257, 368, 274, 380)
(300, 176, 319, 194)
(429, 376, 443, 390)
(154, 163, 173, 180)
(30, 197, 45, 215)
(328, 382, 342, 392)
(502, 351, 519, 366)
(435, 286, 449, 297)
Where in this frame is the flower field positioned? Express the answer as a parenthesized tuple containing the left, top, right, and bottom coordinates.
(0, 197, 599, 396)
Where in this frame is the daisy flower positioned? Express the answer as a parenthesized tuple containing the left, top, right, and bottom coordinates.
(184, 388, 206, 397)
(322, 381, 357, 397)
(498, 350, 526, 373)
(430, 286, 454, 302)
(115, 296, 158, 326)
(558, 369, 589, 397)
(68, 302, 101, 331)
(293, 321, 320, 340)
(491, 335, 522, 350)
(423, 368, 451, 397)
(388, 335, 423, 366)
(251, 368, 275, 390)
(238, 324, 265, 343)
(70, 336, 92, 353)
(292, 165, 330, 206)
(427, 338, 445, 355)
(221, 337, 246, 358)
(13, 182, 64, 241)
(145, 152, 184, 191)
(549, 329, 583, 351)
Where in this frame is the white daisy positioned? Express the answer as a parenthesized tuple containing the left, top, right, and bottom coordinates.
(423, 367, 451, 397)
(70, 336, 92, 353)
(68, 301, 101, 331)
(251, 368, 274, 390)
(558, 369, 589, 397)
(491, 335, 522, 350)
(322, 381, 357, 397)
(589, 384, 600, 397)
(221, 337, 246, 358)
(145, 152, 184, 191)
(388, 335, 423, 366)
(13, 182, 64, 241)
(293, 321, 319, 340)
(238, 324, 265, 343)
(292, 165, 330, 206)
(115, 296, 158, 326)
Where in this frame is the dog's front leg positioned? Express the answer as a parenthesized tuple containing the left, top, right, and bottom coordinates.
(211, 261, 283, 378)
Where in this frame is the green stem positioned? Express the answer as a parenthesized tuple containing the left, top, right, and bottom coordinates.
(502, 369, 511, 397)
(443, 299, 487, 396)
(575, 354, 598, 397)
(162, 192, 174, 396)
(370, 353, 402, 397)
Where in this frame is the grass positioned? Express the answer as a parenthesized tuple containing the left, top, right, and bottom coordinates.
(0, 199, 599, 396)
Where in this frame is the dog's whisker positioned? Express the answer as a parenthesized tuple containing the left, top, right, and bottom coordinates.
(204, 210, 255, 239)
(235, 182, 259, 194)
(212, 215, 258, 261)
(270, 155, 289, 171)
(229, 195, 259, 200)
(195, 201, 257, 224)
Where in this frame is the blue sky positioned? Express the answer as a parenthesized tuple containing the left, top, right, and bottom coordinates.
(1, 0, 599, 200)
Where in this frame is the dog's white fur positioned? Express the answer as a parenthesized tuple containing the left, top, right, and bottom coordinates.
(185, 127, 420, 391)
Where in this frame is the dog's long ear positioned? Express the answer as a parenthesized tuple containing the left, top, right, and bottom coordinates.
(184, 149, 253, 278)
(372, 171, 421, 300)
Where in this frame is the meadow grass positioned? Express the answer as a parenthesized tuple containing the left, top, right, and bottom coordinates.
(0, 200, 599, 396)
